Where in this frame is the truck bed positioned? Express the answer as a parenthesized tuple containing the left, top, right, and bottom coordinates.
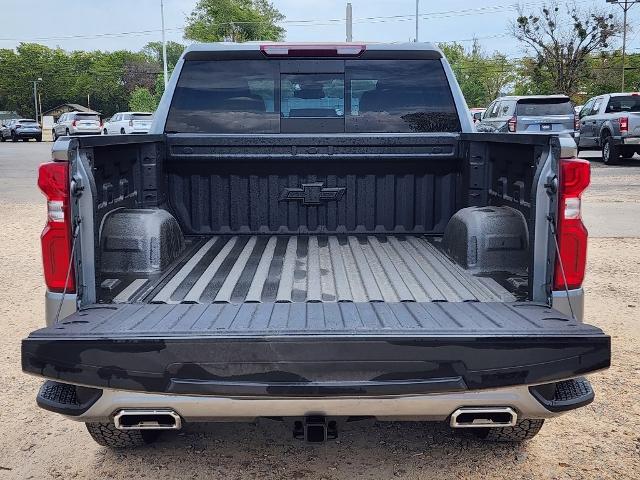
(103, 234, 514, 305)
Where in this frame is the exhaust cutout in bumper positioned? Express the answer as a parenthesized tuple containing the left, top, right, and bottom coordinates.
(113, 409, 182, 430)
(449, 407, 517, 428)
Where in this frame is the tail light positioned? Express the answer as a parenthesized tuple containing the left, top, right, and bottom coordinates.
(72, 120, 77, 127)
(260, 43, 365, 57)
(129, 120, 134, 127)
(15, 124, 21, 129)
(620, 116, 628, 134)
(507, 116, 517, 133)
(553, 157, 590, 291)
(38, 161, 75, 293)
(574, 113, 580, 131)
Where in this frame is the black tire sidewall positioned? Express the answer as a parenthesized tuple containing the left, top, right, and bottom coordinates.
(602, 136, 617, 165)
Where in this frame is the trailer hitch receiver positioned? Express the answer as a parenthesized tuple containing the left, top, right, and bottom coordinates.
(293, 416, 338, 443)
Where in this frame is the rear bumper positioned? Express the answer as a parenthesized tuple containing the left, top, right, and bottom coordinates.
(15, 131, 42, 138)
(37, 377, 596, 423)
(622, 136, 640, 145)
(69, 130, 102, 136)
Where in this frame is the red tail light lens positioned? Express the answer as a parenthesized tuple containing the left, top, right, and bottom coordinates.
(620, 116, 628, 134)
(553, 158, 590, 291)
(507, 116, 517, 133)
(38, 161, 75, 293)
(72, 120, 77, 127)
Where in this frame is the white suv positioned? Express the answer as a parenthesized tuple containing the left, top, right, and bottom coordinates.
(103, 112, 153, 135)
(53, 112, 102, 140)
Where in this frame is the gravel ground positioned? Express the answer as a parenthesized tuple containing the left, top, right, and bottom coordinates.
(0, 145, 638, 479)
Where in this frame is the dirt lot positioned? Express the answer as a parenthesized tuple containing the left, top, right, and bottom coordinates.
(0, 143, 638, 479)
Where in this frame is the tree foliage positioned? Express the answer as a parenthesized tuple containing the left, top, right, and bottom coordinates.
(184, 0, 285, 42)
(439, 41, 516, 107)
(0, 41, 184, 117)
(129, 87, 158, 112)
(142, 41, 186, 71)
(513, 2, 621, 96)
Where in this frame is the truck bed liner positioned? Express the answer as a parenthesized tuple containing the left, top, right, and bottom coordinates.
(108, 235, 514, 305)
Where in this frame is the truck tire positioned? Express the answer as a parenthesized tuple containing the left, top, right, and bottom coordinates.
(601, 133, 620, 165)
(472, 419, 544, 442)
(85, 422, 158, 448)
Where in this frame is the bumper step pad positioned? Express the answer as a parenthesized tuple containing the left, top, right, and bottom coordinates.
(529, 377, 595, 412)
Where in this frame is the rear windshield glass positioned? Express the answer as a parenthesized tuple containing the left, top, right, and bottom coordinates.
(75, 114, 100, 121)
(18, 119, 37, 124)
(516, 100, 573, 116)
(346, 60, 460, 133)
(132, 114, 153, 120)
(165, 59, 460, 133)
(606, 96, 640, 113)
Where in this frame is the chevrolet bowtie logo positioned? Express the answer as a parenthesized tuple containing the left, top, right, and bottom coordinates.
(280, 182, 346, 205)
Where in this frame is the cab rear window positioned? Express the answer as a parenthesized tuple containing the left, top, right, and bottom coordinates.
(165, 59, 460, 134)
(606, 96, 640, 113)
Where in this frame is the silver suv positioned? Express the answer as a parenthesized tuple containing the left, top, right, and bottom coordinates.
(52, 112, 102, 140)
(478, 95, 577, 137)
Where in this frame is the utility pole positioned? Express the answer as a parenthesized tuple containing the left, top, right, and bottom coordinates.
(415, 0, 419, 42)
(346, 3, 353, 42)
(606, 0, 639, 91)
(161, 0, 169, 86)
(32, 78, 42, 123)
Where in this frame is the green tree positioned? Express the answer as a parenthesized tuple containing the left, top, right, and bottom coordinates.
(129, 87, 158, 112)
(143, 41, 186, 71)
(0, 43, 165, 117)
(184, 0, 285, 42)
(439, 41, 516, 107)
(513, 2, 621, 96)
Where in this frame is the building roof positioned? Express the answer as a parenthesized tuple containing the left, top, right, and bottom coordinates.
(0, 111, 19, 121)
(41, 103, 101, 116)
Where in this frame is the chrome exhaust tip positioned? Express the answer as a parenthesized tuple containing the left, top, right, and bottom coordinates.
(113, 409, 182, 430)
(449, 407, 517, 428)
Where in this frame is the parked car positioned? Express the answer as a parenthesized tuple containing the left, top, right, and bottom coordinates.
(0, 119, 16, 141)
(103, 112, 154, 135)
(52, 112, 102, 140)
(577, 93, 640, 164)
(23, 42, 609, 449)
(0, 118, 42, 142)
(470, 107, 486, 124)
(477, 95, 577, 137)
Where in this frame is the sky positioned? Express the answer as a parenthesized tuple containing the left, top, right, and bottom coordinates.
(1, 0, 639, 59)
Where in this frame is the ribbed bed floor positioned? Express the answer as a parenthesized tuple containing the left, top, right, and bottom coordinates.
(111, 235, 514, 304)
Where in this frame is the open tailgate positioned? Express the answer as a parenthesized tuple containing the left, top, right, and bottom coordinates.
(22, 302, 610, 396)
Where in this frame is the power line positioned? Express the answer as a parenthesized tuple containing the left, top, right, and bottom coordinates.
(0, 0, 590, 43)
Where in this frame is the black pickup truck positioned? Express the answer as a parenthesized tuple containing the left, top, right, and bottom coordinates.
(22, 42, 609, 447)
